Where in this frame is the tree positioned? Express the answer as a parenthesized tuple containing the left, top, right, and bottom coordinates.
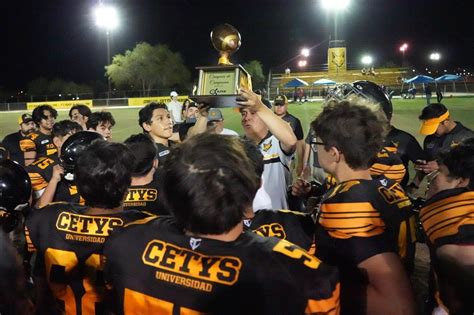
(106, 42, 191, 96)
(243, 60, 265, 90)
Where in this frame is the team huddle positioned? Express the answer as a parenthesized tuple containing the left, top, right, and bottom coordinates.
(0, 82, 473, 315)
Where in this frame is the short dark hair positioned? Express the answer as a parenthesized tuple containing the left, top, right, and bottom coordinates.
(312, 100, 387, 170)
(52, 120, 83, 138)
(124, 133, 157, 177)
(69, 104, 92, 119)
(86, 111, 116, 130)
(438, 137, 474, 189)
(241, 138, 264, 177)
(32, 105, 58, 124)
(75, 141, 134, 209)
(161, 133, 260, 234)
(419, 103, 448, 120)
(138, 103, 168, 132)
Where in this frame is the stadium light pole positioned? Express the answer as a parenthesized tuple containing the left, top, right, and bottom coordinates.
(94, 3, 119, 99)
(321, 0, 351, 41)
(399, 43, 408, 67)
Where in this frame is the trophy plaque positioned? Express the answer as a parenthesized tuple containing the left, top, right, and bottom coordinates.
(191, 24, 252, 107)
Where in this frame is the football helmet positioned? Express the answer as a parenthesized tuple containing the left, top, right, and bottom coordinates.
(60, 131, 105, 182)
(332, 80, 393, 120)
(0, 160, 31, 232)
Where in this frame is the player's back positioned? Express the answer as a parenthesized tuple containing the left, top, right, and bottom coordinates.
(104, 216, 340, 315)
(245, 209, 315, 252)
(123, 179, 168, 215)
(25, 202, 150, 315)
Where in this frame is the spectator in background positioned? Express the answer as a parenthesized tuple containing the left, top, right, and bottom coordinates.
(207, 109, 239, 136)
(2, 114, 36, 166)
(87, 111, 116, 141)
(167, 91, 183, 124)
(424, 84, 432, 105)
(180, 99, 192, 121)
(68, 104, 92, 130)
(436, 85, 443, 103)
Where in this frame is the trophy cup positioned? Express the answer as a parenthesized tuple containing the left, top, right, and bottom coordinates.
(191, 24, 253, 107)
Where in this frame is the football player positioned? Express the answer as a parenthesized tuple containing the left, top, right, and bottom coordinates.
(21, 105, 58, 163)
(123, 134, 167, 215)
(26, 140, 151, 314)
(419, 138, 474, 314)
(311, 100, 416, 314)
(103, 133, 340, 315)
(87, 111, 115, 141)
(0, 160, 33, 314)
(27, 120, 83, 207)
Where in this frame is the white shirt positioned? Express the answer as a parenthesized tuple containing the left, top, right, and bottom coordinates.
(167, 100, 183, 123)
(219, 128, 239, 136)
(252, 178, 273, 212)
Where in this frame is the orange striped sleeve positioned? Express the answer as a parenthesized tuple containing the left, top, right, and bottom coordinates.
(319, 202, 385, 239)
(24, 226, 36, 252)
(305, 283, 340, 315)
(28, 172, 48, 191)
(19, 138, 36, 152)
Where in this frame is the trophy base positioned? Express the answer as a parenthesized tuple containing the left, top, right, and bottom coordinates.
(190, 95, 246, 108)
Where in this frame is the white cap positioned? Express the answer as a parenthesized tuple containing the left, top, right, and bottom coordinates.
(170, 91, 178, 97)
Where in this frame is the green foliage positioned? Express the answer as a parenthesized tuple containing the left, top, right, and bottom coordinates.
(243, 60, 265, 89)
(27, 77, 92, 96)
(106, 42, 191, 95)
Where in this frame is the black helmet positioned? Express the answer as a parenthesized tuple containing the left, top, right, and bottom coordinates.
(0, 146, 9, 162)
(60, 131, 105, 181)
(0, 160, 31, 232)
(340, 80, 393, 120)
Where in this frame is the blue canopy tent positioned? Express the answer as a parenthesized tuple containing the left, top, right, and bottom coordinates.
(312, 78, 336, 85)
(283, 78, 309, 102)
(404, 75, 435, 84)
(283, 78, 309, 88)
(435, 74, 466, 92)
(312, 79, 336, 97)
(401, 75, 434, 97)
(435, 74, 462, 82)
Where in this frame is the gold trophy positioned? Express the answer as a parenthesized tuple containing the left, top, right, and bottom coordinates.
(191, 24, 252, 107)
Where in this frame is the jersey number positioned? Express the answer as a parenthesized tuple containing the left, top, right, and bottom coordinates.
(45, 248, 103, 315)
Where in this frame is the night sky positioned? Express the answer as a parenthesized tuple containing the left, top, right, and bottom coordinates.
(1, 0, 473, 89)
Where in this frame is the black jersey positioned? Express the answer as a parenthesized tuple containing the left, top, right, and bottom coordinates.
(281, 113, 304, 140)
(384, 126, 426, 186)
(423, 122, 474, 161)
(104, 216, 340, 315)
(245, 209, 315, 252)
(123, 179, 168, 215)
(315, 178, 415, 314)
(27, 155, 83, 204)
(420, 187, 474, 247)
(2, 131, 28, 165)
(21, 131, 57, 158)
(25, 203, 150, 315)
(369, 148, 406, 184)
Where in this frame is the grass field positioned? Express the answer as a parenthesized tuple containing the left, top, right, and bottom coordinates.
(1, 97, 473, 143)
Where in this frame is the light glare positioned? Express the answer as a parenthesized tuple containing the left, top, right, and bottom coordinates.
(321, 0, 350, 11)
(298, 60, 307, 67)
(361, 55, 373, 65)
(301, 48, 310, 57)
(429, 52, 441, 61)
(94, 4, 119, 31)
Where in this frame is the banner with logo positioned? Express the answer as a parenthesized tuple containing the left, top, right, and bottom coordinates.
(27, 100, 93, 110)
(328, 47, 347, 73)
(128, 96, 189, 107)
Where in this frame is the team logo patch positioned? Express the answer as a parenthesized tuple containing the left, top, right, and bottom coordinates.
(159, 150, 170, 157)
(243, 219, 252, 227)
(262, 140, 272, 152)
(41, 140, 49, 144)
(451, 141, 460, 148)
(189, 237, 202, 250)
(380, 178, 388, 186)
